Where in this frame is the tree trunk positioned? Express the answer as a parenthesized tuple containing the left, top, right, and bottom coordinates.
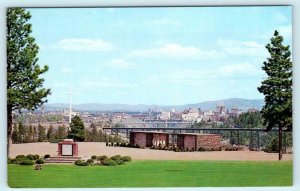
(7, 105, 13, 158)
(278, 127, 283, 160)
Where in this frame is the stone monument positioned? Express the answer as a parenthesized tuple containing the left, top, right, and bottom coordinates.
(58, 139, 78, 156)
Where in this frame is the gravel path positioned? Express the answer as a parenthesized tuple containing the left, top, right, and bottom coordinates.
(10, 142, 292, 161)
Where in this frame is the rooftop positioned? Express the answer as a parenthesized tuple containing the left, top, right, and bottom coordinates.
(131, 131, 219, 136)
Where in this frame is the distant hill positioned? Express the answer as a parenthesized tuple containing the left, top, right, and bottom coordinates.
(45, 98, 264, 112)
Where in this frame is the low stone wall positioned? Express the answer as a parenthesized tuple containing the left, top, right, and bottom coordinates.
(130, 132, 147, 148)
(184, 135, 197, 150)
(196, 134, 221, 149)
(130, 132, 221, 150)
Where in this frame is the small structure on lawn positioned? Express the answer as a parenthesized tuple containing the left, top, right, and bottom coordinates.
(129, 131, 221, 150)
(58, 139, 78, 156)
(129, 131, 169, 148)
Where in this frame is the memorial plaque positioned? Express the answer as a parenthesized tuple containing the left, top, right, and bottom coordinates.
(62, 144, 72, 156)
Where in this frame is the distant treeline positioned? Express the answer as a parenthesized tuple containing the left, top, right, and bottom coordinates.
(11, 122, 123, 144)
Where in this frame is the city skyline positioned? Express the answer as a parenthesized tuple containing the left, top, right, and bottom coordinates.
(27, 6, 292, 105)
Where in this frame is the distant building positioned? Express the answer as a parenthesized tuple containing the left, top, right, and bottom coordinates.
(248, 108, 259, 113)
(182, 108, 200, 121)
(160, 111, 171, 120)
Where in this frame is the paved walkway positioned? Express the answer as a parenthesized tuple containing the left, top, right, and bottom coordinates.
(10, 142, 292, 161)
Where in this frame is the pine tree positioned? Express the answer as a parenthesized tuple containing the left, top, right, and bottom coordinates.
(90, 123, 98, 142)
(62, 124, 67, 138)
(12, 123, 19, 144)
(98, 129, 104, 142)
(56, 125, 67, 140)
(258, 30, 292, 160)
(47, 124, 54, 142)
(18, 122, 25, 143)
(33, 126, 37, 142)
(28, 125, 33, 142)
(68, 116, 86, 142)
(37, 123, 46, 142)
(23, 125, 30, 143)
(7, 8, 50, 156)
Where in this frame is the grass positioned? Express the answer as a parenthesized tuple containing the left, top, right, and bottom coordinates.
(8, 160, 292, 188)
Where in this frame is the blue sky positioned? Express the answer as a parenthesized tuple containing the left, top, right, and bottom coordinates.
(27, 6, 292, 105)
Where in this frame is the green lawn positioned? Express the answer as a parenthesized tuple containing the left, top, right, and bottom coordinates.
(8, 160, 292, 188)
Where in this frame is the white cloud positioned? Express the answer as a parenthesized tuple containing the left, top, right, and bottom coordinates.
(151, 18, 181, 27)
(127, 43, 225, 60)
(218, 62, 261, 76)
(54, 38, 114, 52)
(144, 62, 262, 87)
(105, 59, 135, 69)
(217, 39, 267, 57)
(144, 69, 216, 87)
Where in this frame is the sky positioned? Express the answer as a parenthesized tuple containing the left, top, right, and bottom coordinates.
(27, 6, 292, 105)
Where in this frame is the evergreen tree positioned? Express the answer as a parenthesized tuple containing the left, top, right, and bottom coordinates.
(85, 129, 93, 142)
(258, 30, 292, 160)
(11, 123, 19, 144)
(18, 122, 25, 143)
(37, 123, 46, 142)
(68, 116, 86, 142)
(98, 129, 104, 142)
(28, 125, 33, 142)
(23, 125, 30, 143)
(56, 125, 67, 140)
(62, 124, 67, 138)
(47, 124, 54, 141)
(33, 126, 37, 142)
(90, 123, 98, 142)
(258, 30, 292, 131)
(7, 8, 51, 156)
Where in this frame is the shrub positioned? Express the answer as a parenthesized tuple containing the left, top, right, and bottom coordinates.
(20, 160, 35, 165)
(87, 159, 94, 165)
(36, 159, 45, 164)
(97, 155, 108, 161)
(225, 146, 238, 151)
(16, 155, 26, 160)
(111, 155, 122, 160)
(7, 158, 12, 164)
(44, 154, 50, 159)
(75, 160, 88, 166)
(26, 154, 35, 160)
(116, 160, 125, 165)
(10, 159, 18, 164)
(264, 137, 278, 153)
(14, 155, 28, 164)
(91, 155, 97, 160)
(34, 154, 40, 160)
(129, 143, 135, 148)
(102, 159, 117, 166)
(121, 156, 132, 162)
